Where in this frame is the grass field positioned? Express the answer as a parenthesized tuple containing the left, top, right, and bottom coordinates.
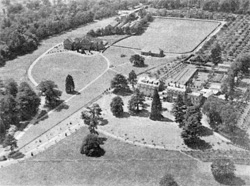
(0, 126, 223, 186)
(114, 18, 220, 53)
(31, 53, 107, 99)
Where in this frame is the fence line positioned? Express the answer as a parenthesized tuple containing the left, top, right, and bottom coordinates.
(17, 89, 110, 153)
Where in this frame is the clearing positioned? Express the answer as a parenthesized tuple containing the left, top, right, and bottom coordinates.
(114, 17, 220, 54)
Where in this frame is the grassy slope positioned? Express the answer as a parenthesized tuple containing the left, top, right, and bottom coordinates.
(32, 53, 107, 100)
(114, 18, 219, 53)
(0, 127, 220, 186)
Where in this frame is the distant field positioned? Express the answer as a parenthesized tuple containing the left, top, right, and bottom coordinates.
(114, 18, 220, 53)
(31, 53, 107, 99)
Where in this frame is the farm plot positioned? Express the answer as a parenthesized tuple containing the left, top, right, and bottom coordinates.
(31, 53, 107, 99)
(114, 18, 220, 54)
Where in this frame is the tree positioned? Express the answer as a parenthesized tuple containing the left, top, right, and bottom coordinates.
(81, 103, 102, 135)
(150, 89, 162, 121)
(37, 80, 62, 108)
(171, 95, 186, 127)
(4, 78, 18, 97)
(0, 118, 6, 138)
(210, 43, 222, 65)
(2, 134, 17, 151)
(235, 54, 250, 74)
(159, 174, 179, 186)
(128, 89, 145, 114)
(181, 106, 202, 143)
(211, 159, 236, 182)
(130, 54, 145, 67)
(111, 74, 129, 93)
(0, 94, 20, 129)
(65, 75, 75, 94)
(16, 82, 41, 121)
(110, 96, 124, 117)
(128, 70, 137, 89)
(80, 133, 105, 157)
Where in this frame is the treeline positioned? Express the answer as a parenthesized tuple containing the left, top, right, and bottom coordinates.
(202, 95, 250, 148)
(0, 79, 41, 140)
(87, 12, 153, 37)
(0, 0, 141, 65)
(147, 0, 250, 14)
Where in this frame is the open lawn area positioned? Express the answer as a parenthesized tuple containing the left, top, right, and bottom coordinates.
(31, 53, 108, 100)
(96, 93, 243, 152)
(0, 126, 223, 186)
(114, 18, 220, 54)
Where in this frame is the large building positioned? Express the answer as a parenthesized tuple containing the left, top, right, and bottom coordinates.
(63, 35, 107, 52)
(137, 76, 162, 97)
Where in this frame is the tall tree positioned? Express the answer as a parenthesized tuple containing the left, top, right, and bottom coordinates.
(129, 54, 145, 67)
(37, 80, 62, 108)
(81, 103, 102, 135)
(16, 82, 41, 120)
(181, 106, 202, 143)
(0, 94, 20, 129)
(2, 134, 17, 151)
(171, 95, 186, 128)
(65, 74, 75, 94)
(128, 89, 145, 115)
(127, 70, 137, 89)
(210, 43, 222, 65)
(80, 133, 104, 157)
(4, 78, 18, 97)
(111, 74, 129, 93)
(110, 96, 124, 117)
(150, 89, 162, 121)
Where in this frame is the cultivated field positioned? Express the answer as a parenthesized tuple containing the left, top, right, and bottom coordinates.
(114, 18, 220, 53)
(31, 53, 107, 99)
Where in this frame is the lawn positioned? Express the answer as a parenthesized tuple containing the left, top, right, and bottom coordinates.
(31, 53, 108, 100)
(114, 18, 220, 54)
(0, 126, 222, 186)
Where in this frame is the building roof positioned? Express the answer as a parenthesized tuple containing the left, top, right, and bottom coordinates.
(170, 66, 197, 86)
(141, 46, 163, 54)
(138, 76, 160, 87)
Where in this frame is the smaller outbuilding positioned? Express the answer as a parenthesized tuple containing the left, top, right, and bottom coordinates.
(141, 47, 164, 57)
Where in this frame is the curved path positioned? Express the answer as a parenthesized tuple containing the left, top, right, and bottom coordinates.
(0, 45, 114, 168)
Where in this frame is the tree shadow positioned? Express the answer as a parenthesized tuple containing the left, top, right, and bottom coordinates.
(68, 90, 81, 95)
(184, 138, 212, 150)
(8, 150, 25, 159)
(214, 174, 245, 186)
(34, 110, 49, 125)
(54, 101, 69, 112)
(161, 117, 173, 122)
(133, 64, 149, 68)
(120, 112, 130, 118)
(114, 89, 133, 96)
(137, 109, 150, 118)
(198, 126, 213, 137)
(99, 118, 109, 126)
